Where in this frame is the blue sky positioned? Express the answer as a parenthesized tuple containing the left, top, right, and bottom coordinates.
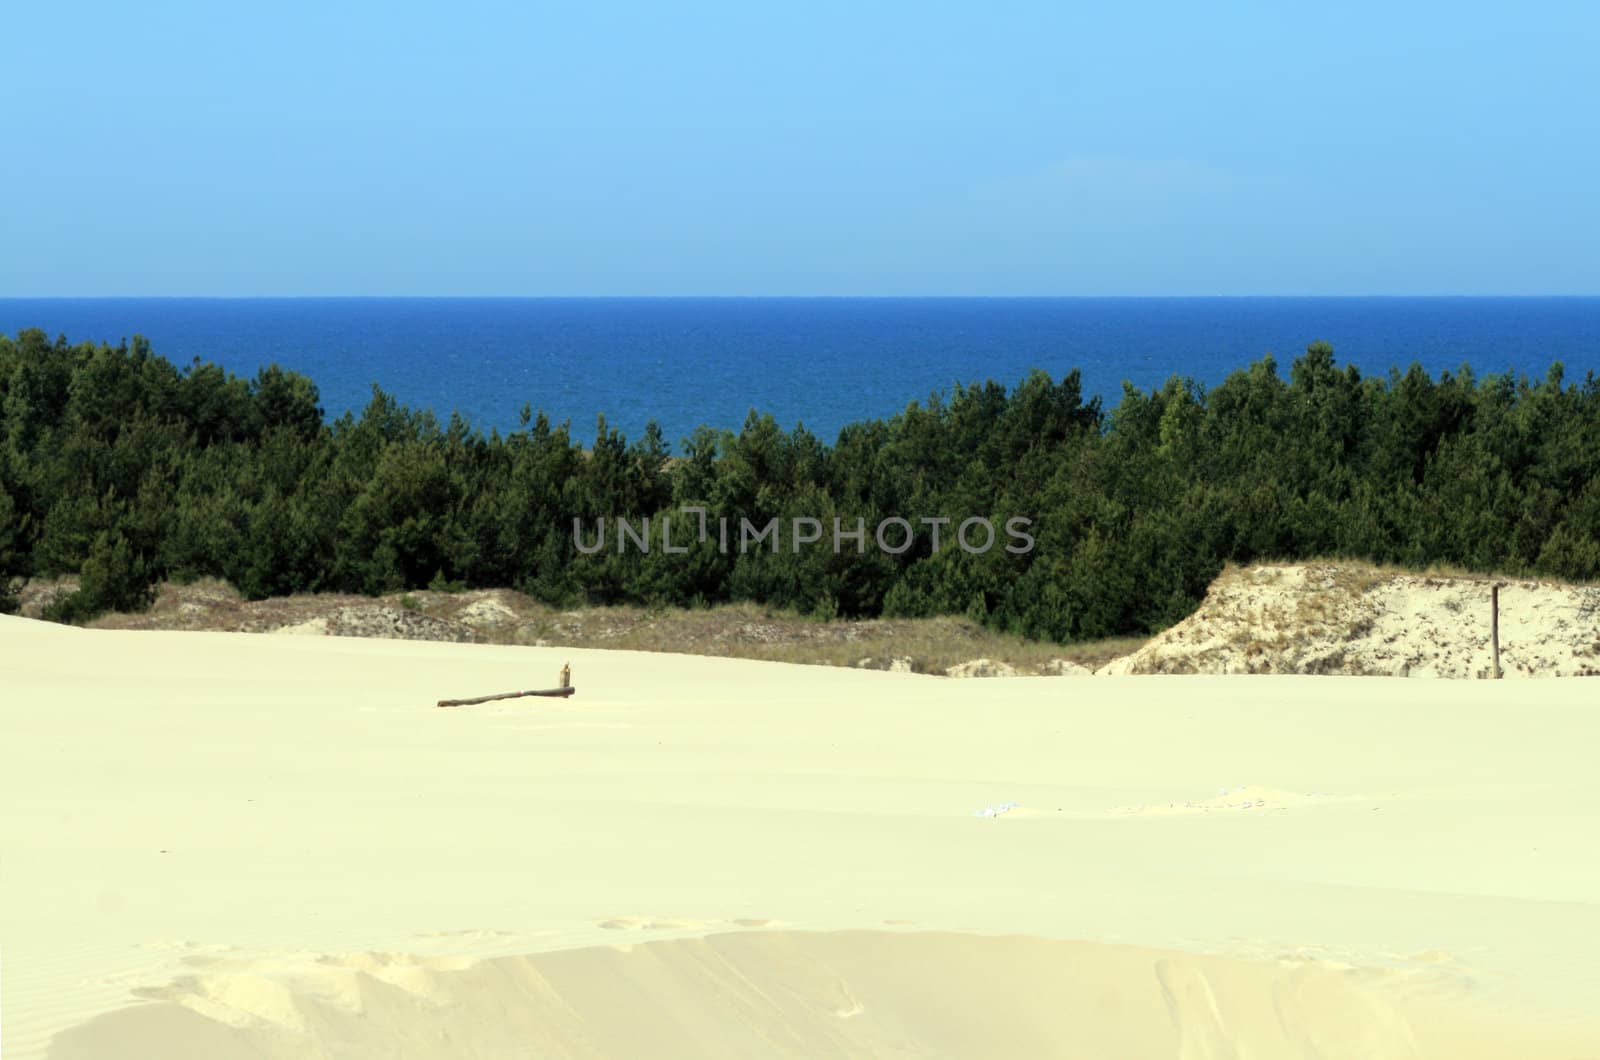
(4, 1, 1597, 295)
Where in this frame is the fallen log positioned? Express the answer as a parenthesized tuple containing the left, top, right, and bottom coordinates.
(437, 686, 576, 708)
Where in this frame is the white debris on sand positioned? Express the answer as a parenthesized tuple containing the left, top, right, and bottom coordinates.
(1108, 785, 1365, 817)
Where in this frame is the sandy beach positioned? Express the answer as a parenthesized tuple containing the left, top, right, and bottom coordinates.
(3, 612, 1599, 1057)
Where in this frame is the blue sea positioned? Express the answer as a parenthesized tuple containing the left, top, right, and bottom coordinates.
(3, 298, 1598, 447)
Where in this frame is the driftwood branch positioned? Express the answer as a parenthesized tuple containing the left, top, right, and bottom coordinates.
(437, 687, 576, 708)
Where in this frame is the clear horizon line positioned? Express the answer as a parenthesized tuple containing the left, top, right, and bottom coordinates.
(4, 292, 1600, 301)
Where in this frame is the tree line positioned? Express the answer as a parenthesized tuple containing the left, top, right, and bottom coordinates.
(2, 327, 1597, 636)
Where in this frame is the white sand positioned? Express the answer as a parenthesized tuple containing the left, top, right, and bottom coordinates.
(1101, 563, 1600, 677)
(3, 613, 1599, 1057)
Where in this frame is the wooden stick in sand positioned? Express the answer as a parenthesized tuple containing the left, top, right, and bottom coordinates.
(437, 662, 576, 707)
(1490, 583, 1504, 680)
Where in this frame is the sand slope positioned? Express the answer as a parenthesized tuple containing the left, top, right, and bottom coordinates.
(1101, 563, 1600, 677)
(3, 613, 1599, 1057)
(46, 931, 1596, 1060)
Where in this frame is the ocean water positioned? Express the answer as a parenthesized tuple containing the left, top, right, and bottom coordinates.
(3, 297, 1597, 447)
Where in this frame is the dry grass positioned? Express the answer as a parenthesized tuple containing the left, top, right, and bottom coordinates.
(1229, 555, 1600, 589)
(21, 578, 1142, 676)
(447, 597, 1140, 675)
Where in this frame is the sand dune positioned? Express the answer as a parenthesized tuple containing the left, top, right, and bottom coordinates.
(1101, 563, 1600, 677)
(44, 931, 1594, 1060)
(3, 613, 1599, 1057)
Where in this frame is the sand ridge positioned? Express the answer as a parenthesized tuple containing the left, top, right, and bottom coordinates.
(43, 931, 1578, 1060)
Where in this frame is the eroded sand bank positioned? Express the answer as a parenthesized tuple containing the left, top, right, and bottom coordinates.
(3, 614, 1597, 1057)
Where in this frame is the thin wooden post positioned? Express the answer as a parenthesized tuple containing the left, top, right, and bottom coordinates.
(1490, 583, 1502, 679)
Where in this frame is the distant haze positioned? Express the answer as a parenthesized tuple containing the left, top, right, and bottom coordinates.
(3, 2, 1597, 296)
